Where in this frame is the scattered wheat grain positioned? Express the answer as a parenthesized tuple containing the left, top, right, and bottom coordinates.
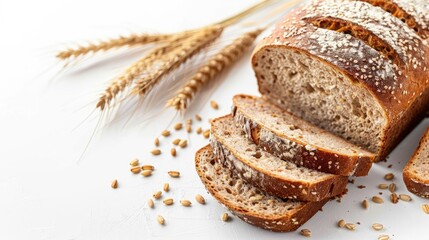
(151, 149, 161, 155)
(170, 148, 177, 157)
(338, 219, 346, 228)
(142, 165, 154, 171)
(195, 194, 206, 205)
(130, 159, 139, 166)
(378, 235, 389, 240)
(179, 139, 187, 148)
(153, 191, 162, 199)
(203, 129, 210, 138)
(390, 193, 398, 204)
(378, 183, 388, 189)
(345, 223, 356, 230)
(111, 179, 118, 189)
(161, 130, 171, 137)
(168, 171, 180, 178)
(384, 173, 394, 181)
(399, 194, 412, 202)
(195, 114, 202, 121)
(210, 100, 219, 110)
(221, 213, 229, 222)
(154, 137, 160, 147)
(388, 183, 396, 193)
(372, 223, 383, 231)
(157, 215, 165, 225)
(372, 196, 384, 204)
(163, 198, 174, 205)
(174, 123, 183, 130)
(180, 200, 192, 207)
(196, 127, 202, 134)
(362, 199, 369, 209)
(147, 199, 154, 208)
(300, 229, 311, 237)
(141, 170, 152, 177)
(163, 183, 169, 192)
(131, 166, 141, 174)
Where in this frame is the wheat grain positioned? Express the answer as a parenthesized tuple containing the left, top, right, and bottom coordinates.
(111, 179, 118, 189)
(132, 26, 223, 97)
(130, 166, 141, 174)
(166, 28, 263, 111)
(157, 215, 165, 225)
(170, 148, 177, 157)
(300, 229, 311, 237)
(180, 199, 192, 207)
(57, 33, 171, 60)
(130, 159, 139, 166)
(147, 199, 154, 208)
(163, 198, 174, 205)
(221, 213, 230, 222)
(195, 194, 206, 205)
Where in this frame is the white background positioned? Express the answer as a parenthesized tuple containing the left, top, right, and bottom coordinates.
(0, 0, 428, 239)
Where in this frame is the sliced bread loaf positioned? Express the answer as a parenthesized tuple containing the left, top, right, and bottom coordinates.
(403, 127, 429, 198)
(195, 144, 329, 232)
(232, 94, 376, 177)
(210, 115, 348, 201)
(252, 0, 429, 160)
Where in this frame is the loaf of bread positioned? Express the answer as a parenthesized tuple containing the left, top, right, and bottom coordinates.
(252, 0, 429, 160)
(210, 115, 348, 201)
(232, 94, 376, 176)
(403, 127, 429, 198)
(195, 145, 328, 232)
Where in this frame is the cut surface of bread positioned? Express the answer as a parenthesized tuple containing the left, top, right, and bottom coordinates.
(195, 145, 328, 232)
(210, 115, 348, 201)
(403, 127, 429, 198)
(232, 94, 376, 176)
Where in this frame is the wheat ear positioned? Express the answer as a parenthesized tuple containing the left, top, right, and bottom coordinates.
(131, 26, 223, 97)
(166, 28, 263, 111)
(95, 43, 177, 110)
(56, 33, 171, 60)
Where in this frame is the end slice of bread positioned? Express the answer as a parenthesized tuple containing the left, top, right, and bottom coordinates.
(403, 127, 429, 198)
(232, 94, 376, 176)
(210, 115, 348, 201)
(195, 144, 329, 232)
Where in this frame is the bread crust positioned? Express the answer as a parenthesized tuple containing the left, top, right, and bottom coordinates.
(251, 0, 429, 160)
(195, 145, 329, 232)
(210, 115, 348, 202)
(232, 94, 376, 176)
(403, 127, 429, 199)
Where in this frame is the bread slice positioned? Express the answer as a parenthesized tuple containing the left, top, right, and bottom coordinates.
(232, 94, 376, 177)
(403, 127, 429, 198)
(195, 144, 329, 232)
(210, 115, 348, 201)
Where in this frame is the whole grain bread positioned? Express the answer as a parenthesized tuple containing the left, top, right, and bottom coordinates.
(232, 94, 376, 176)
(210, 115, 348, 201)
(252, 0, 429, 161)
(195, 144, 329, 232)
(403, 127, 429, 198)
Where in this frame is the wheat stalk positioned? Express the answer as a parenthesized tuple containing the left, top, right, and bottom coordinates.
(56, 33, 172, 60)
(95, 32, 198, 110)
(131, 25, 224, 97)
(166, 28, 263, 111)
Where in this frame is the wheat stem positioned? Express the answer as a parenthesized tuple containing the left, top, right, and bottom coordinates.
(166, 28, 264, 111)
(216, 0, 278, 27)
(56, 33, 172, 60)
(131, 25, 223, 97)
